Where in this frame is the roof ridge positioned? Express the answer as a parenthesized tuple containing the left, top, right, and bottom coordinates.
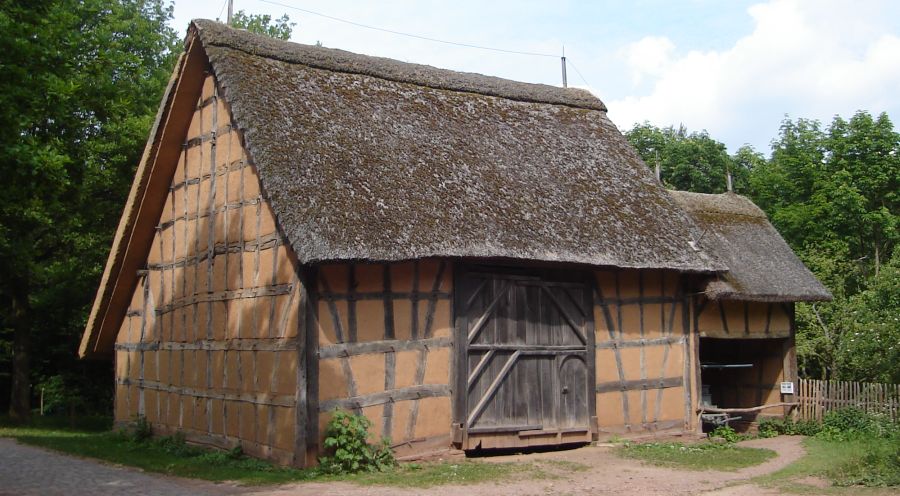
(190, 19, 607, 111)
(667, 190, 767, 219)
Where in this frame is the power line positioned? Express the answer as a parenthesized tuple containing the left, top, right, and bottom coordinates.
(217, 0, 229, 21)
(566, 58, 595, 94)
(259, 0, 558, 58)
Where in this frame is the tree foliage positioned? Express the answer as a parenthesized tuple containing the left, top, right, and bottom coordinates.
(0, 0, 895, 421)
(0, 0, 179, 418)
(765, 112, 899, 382)
(625, 123, 751, 193)
(230, 10, 294, 40)
(626, 114, 899, 383)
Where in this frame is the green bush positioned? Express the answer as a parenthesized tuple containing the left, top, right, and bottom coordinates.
(155, 432, 195, 457)
(830, 440, 900, 487)
(756, 421, 779, 438)
(319, 410, 395, 474)
(34, 373, 113, 417)
(818, 407, 898, 441)
(709, 425, 744, 443)
(758, 408, 899, 488)
(758, 408, 899, 441)
(757, 417, 822, 437)
(130, 415, 153, 442)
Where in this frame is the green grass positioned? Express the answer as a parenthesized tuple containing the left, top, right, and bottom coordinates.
(618, 441, 777, 471)
(0, 424, 317, 484)
(0, 418, 581, 487)
(752, 437, 899, 494)
(349, 460, 533, 487)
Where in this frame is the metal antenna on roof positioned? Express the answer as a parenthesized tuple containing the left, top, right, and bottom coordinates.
(689, 228, 709, 252)
(227, 0, 233, 25)
(655, 150, 661, 182)
(561, 46, 568, 88)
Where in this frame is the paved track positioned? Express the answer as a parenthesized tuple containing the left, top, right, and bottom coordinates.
(0, 438, 242, 496)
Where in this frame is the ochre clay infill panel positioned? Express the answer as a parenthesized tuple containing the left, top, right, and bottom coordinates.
(696, 300, 791, 338)
(593, 268, 690, 433)
(111, 69, 303, 466)
(314, 259, 453, 446)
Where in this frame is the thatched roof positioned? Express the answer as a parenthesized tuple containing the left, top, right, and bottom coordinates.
(668, 191, 832, 302)
(193, 19, 720, 271)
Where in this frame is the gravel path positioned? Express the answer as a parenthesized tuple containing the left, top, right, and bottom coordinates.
(0, 436, 815, 495)
(252, 436, 809, 496)
(0, 438, 243, 496)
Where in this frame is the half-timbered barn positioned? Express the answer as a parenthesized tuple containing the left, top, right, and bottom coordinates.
(79, 20, 830, 466)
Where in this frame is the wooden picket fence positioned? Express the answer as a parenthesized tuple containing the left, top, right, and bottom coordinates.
(796, 378, 900, 422)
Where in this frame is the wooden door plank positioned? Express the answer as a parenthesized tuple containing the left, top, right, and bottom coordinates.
(467, 350, 521, 427)
(541, 285, 588, 344)
(467, 350, 496, 390)
(466, 282, 509, 344)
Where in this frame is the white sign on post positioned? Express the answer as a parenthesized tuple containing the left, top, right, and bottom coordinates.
(780, 381, 795, 394)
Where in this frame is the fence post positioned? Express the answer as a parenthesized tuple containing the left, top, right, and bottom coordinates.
(796, 378, 899, 422)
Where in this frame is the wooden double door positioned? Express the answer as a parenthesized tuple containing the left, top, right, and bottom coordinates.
(453, 266, 596, 449)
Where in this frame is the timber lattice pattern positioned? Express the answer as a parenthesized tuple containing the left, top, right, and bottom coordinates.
(114, 72, 301, 465)
(312, 260, 453, 448)
(593, 269, 689, 433)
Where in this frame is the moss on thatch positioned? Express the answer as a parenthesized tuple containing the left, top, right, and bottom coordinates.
(668, 190, 832, 302)
(192, 20, 720, 272)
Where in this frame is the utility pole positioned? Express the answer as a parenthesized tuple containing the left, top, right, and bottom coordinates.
(655, 150, 661, 182)
(561, 46, 568, 88)
(227, 0, 233, 25)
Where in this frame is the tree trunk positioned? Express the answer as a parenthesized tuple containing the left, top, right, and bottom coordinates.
(9, 279, 31, 422)
(874, 241, 880, 277)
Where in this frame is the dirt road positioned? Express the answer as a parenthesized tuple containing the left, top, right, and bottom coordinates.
(5, 435, 860, 495)
(251, 436, 808, 496)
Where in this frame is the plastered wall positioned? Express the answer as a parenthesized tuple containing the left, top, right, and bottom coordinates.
(593, 269, 691, 434)
(696, 299, 792, 339)
(114, 72, 301, 465)
(313, 260, 453, 456)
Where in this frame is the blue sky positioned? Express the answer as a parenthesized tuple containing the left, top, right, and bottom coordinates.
(171, 1, 900, 155)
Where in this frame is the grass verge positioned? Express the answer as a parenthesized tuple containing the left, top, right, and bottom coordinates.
(752, 437, 899, 494)
(0, 418, 573, 487)
(618, 441, 776, 471)
(349, 460, 533, 487)
(0, 424, 315, 484)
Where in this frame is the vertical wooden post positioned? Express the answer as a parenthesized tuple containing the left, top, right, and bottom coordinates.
(782, 303, 798, 418)
(293, 267, 309, 466)
(139, 272, 150, 416)
(613, 270, 630, 429)
(692, 294, 703, 431)
(583, 273, 597, 437)
(382, 264, 396, 439)
(301, 267, 320, 466)
(638, 272, 647, 427)
(451, 264, 467, 446)
(681, 276, 693, 431)
(205, 76, 218, 436)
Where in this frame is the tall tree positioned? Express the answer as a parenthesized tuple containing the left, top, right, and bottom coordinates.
(751, 112, 900, 381)
(824, 112, 899, 276)
(625, 123, 752, 193)
(0, 0, 179, 420)
(230, 10, 295, 40)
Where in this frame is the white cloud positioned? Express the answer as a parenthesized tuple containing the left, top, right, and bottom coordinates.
(620, 36, 676, 85)
(606, 0, 900, 153)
